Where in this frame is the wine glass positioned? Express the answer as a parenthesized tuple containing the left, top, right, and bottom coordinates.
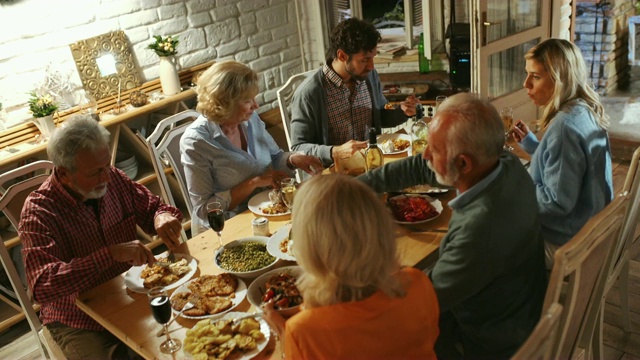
(500, 107, 514, 151)
(148, 287, 181, 354)
(207, 202, 225, 248)
(280, 178, 296, 211)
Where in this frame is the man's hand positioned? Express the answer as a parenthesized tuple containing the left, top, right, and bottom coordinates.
(332, 140, 367, 161)
(154, 212, 183, 250)
(289, 154, 323, 175)
(400, 95, 420, 117)
(108, 240, 155, 266)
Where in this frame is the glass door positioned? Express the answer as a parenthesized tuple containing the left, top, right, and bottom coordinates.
(471, 0, 554, 123)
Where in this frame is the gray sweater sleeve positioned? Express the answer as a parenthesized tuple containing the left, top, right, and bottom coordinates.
(356, 155, 441, 193)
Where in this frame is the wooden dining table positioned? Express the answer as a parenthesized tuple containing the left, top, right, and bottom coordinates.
(74, 142, 485, 360)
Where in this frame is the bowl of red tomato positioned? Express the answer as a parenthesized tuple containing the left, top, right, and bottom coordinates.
(247, 266, 304, 318)
(388, 194, 443, 224)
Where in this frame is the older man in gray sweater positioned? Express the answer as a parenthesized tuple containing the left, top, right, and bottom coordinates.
(358, 93, 547, 358)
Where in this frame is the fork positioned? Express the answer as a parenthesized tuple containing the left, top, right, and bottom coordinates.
(157, 293, 199, 337)
(156, 251, 176, 268)
(229, 312, 260, 325)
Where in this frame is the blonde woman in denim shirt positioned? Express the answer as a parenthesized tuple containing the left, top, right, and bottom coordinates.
(512, 38, 613, 268)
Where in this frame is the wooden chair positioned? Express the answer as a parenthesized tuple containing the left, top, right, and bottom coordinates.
(592, 145, 640, 357)
(145, 109, 199, 240)
(511, 303, 563, 360)
(276, 70, 315, 151)
(543, 193, 629, 359)
(0, 160, 66, 359)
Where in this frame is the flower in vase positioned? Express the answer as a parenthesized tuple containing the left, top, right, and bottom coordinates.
(148, 35, 179, 57)
(28, 91, 58, 118)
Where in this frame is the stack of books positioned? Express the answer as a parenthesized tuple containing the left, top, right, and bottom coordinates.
(377, 43, 406, 59)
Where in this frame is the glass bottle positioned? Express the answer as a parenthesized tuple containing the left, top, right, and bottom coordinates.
(365, 128, 384, 171)
(411, 117, 428, 157)
(418, 33, 430, 73)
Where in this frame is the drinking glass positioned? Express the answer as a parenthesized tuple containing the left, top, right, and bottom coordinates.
(148, 287, 181, 354)
(207, 202, 225, 248)
(280, 178, 296, 211)
(435, 95, 447, 113)
(500, 107, 514, 151)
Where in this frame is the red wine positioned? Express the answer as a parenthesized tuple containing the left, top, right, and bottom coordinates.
(150, 295, 171, 324)
(208, 209, 225, 232)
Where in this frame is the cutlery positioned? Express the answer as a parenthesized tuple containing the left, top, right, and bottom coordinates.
(157, 293, 199, 337)
(156, 251, 176, 268)
(228, 312, 261, 325)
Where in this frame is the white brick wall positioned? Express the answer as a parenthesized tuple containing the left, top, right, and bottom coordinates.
(0, 0, 305, 127)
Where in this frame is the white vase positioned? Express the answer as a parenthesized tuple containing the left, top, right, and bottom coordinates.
(159, 56, 181, 96)
(32, 115, 56, 139)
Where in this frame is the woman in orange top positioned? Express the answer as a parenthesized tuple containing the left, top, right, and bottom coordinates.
(262, 174, 440, 359)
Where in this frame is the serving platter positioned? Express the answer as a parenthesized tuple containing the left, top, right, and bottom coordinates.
(378, 133, 412, 155)
(267, 223, 296, 261)
(124, 253, 197, 293)
(169, 277, 247, 319)
(388, 194, 443, 225)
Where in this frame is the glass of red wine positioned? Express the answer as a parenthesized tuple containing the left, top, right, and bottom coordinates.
(207, 201, 225, 248)
(147, 287, 181, 353)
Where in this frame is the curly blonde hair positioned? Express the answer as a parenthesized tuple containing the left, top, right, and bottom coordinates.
(195, 60, 258, 124)
(525, 38, 609, 131)
(291, 174, 406, 308)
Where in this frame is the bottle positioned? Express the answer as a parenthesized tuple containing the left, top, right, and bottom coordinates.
(365, 128, 384, 171)
(418, 33, 430, 73)
(411, 117, 428, 157)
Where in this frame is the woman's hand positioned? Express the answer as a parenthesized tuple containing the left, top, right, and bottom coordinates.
(261, 299, 286, 339)
(289, 154, 323, 175)
(511, 120, 530, 143)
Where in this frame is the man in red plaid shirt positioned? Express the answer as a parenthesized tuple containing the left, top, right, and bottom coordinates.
(19, 115, 183, 359)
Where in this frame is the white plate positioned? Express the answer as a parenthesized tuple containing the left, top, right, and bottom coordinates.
(248, 189, 291, 217)
(169, 277, 247, 319)
(389, 194, 443, 225)
(267, 223, 296, 261)
(184, 311, 270, 360)
(377, 133, 412, 155)
(401, 184, 450, 194)
(124, 253, 197, 293)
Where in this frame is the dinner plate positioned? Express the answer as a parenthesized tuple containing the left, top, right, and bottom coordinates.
(378, 133, 412, 155)
(184, 311, 270, 360)
(389, 194, 443, 225)
(401, 183, 451, 194)
(248, 189, 291, 217)
(267, 223, 296, 261)
(124, 253, 197, 293)
(169, 277, 247, 319)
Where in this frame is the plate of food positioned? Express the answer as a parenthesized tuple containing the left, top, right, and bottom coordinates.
(388, 194, 443, 224)
(401, 183, 450, 194)
(267, 223, 296, 261)
(248, 189, 290, 217)
(124, 253, 197, 293)
(183, 312, 270, 360)
(378, 133, 411, 155)
(169, 274, 247, 319)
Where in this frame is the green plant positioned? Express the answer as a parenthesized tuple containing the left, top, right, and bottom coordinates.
(28, 91, 58, 118)
(148, 35, 179, 57)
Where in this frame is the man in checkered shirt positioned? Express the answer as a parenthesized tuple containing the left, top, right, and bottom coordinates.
(290, 18, 420, 167)
(19, 115, 183, 359)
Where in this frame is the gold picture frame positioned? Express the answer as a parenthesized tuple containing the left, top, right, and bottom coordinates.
(69, 31, 140, 100)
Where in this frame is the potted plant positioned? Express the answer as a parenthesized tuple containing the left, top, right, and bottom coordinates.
(148, 35, 181, 95)
(27, 91, 58, 139)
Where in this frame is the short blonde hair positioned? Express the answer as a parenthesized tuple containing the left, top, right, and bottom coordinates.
(525, 38, 609, 131)
(195, 60, 258, 124)
(291, 174, 405, 308)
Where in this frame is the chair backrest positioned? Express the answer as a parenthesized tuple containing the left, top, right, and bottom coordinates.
(543, 193, 629, 359)
(0, 161, 66, 359)
(146, 110, 199, 242)
(511, 303, 563, 360)
(277, 70, 315, 151)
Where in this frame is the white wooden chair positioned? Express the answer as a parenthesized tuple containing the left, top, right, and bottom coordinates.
(276, 70, 315, 151)
(145, 109, 199, 242)
(543, 193, 629, 359)
(511, 303, 563, 360)
(592, 145, 640, 358)
(0, 160, 66, 359)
